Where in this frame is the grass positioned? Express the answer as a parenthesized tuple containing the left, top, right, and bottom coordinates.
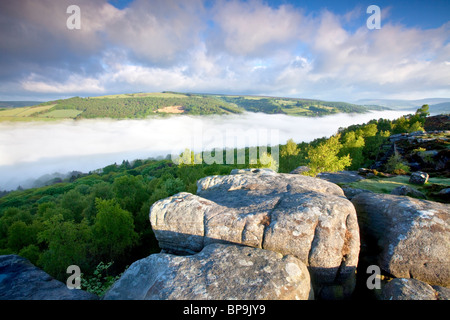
(90, 92, 188, 99)
(346, 175, 450, 195)
(0, 105, 57, 121)
(38, 109, 83, 118)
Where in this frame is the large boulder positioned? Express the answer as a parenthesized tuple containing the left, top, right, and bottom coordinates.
(352, 193, 450, 287)
(104, 243, 313, 300)
(317, 171, 365, 184)
(0, 255, 98, 300)
(381, 278, 450, 300)
(390, 185, 426, 199)
(150, 170, 360, 299)
(409, 171, 429, 185)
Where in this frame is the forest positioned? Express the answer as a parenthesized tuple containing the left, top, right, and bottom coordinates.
(0, 105, 438, 296)
(0, 92, 377, 121)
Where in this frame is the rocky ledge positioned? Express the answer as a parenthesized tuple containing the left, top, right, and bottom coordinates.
(2, 168, 449, 300)
(133, 168, 361, 300)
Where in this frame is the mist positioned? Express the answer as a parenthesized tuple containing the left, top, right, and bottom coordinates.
(0, 110, 414, 191)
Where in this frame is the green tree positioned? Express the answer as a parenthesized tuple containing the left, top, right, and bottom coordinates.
(164, 177, 185, 196)
(415, 104, 430, 118)
(340, 131, 365, 170)
(279, 139, 302, 173)
(37, 214, 92, 281)
(408, 121, 425, 133)
(7, 221, 36, 252)
(92, 199, 137, 261)
(305, 135, 351, 176)
(112, 175, 147, 214)
(61, 189, 88, 223)
(384, 152, 410, 174)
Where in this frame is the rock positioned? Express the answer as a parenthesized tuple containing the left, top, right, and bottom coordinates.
(317, 171, 365, 184)
(150, 171, 360, 299)
(289, 166, 310, 174)
(104, 243, 313, 300)
(230, 168, 277, 176)
(390, 185, 426, 199)
(0, 255, 98, 300)
(341, 187, 373, 200)
(409, 171, 429, 185)
(351, 193, 450, 286)
(381, 278, 450, 300)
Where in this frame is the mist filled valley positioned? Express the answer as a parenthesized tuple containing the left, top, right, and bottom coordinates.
(0, 110, 414, 191)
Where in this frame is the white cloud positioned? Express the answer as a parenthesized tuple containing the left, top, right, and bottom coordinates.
(21, 74, 105, 94)
(1, 0, 449, 101)
(210, 0, 304, 57)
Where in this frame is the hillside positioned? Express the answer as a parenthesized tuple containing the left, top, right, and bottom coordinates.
(357, 98, 450, 114)
(0, 92, 375, 121)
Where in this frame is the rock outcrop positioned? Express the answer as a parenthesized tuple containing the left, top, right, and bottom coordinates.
(409, 171, 429, 185)
(104, 243, 313, 300)
(352, 192, 450, 287)
(0, 255, 98, 300)
(381, 278, 450, 300)
(149, 169, 360, 299)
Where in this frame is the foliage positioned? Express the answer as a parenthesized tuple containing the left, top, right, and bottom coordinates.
(304, 135, 352, 176)
(0, 105, 440, 285)
(384, 152, 411, 174)
(81, 261, 123, 297)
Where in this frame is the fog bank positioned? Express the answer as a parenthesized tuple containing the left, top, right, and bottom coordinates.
(0, 110, 414, 190)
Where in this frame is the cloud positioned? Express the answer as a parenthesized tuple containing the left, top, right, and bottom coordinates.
(0, 110, 414, 190)
(105, 0, 206, 65)
(0, 0, 449, 101)
(208, 0, 305, 57)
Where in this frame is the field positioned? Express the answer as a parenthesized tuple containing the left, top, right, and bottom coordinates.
(0, 105, 56, 122)
(91, 92, 189, 99)
(37, 109, 83, 118)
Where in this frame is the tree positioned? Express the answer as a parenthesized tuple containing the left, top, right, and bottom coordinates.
(7, 221, 35, 252)
(92, 199, 137, 261)
(279, 139, 302, 173)
(112, 175, 147, 214)
(250, 152, 279, 172)
(305, 135, 351, 176)
(37, 214, 92, 281)
(340, 132, 365, 170)
(408, 121, 425, 133)
(415, 104, 430, 118)
(61, 189, 88, 223)
(384, 152, 410, 174)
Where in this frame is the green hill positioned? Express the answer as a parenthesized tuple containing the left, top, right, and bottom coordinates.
(0, 92, 374, 121)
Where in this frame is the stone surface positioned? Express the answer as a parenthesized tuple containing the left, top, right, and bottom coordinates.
(390, 185, 426, 199)
(150, 171, 360, 299)
(341, 187, 373, 200)
(381, 278, 449, 300)
(409, 171, 429, 185)
(317, 171, 365, 184)
(289, 166, 310, 174)
(352, 192, 450, 286)
(104, 243, 313, 300)
(0, 255, 98, 300)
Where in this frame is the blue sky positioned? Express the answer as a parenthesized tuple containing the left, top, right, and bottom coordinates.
(0, 0, 449, 102)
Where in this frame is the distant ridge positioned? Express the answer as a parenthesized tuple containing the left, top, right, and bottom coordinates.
(0, 92, 382, 121)
(0, 101, 43, 108)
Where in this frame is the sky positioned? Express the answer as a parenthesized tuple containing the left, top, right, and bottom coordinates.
(0, 0, 449, 102)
